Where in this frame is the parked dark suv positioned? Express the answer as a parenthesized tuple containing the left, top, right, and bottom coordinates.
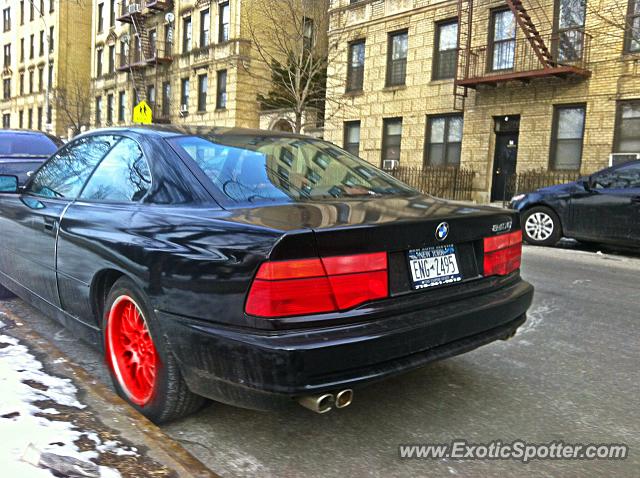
(0, 130, 63, 185)
(510, 161, 640, 248)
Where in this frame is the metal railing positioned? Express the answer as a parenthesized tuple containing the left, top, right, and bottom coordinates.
(116, 39, 172, 69)
(384, 166, 476, 201)
(459, 29, 592, 81)
(503, 168, 581, 201)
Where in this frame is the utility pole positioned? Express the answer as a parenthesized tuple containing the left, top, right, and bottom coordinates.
(29, 0, 51, 132)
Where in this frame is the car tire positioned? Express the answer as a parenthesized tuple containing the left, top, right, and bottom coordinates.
(102, 277, 206, 423)
(522, 206, 562, 246)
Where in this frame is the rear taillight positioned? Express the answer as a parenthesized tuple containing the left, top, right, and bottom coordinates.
(246, 252, 388, 318)
(483, 230, 523, 277)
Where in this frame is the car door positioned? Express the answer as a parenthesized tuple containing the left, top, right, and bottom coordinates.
(0, 135, 117, 308)
(568, 162, 640, 244)
(56, 136, 153, 324)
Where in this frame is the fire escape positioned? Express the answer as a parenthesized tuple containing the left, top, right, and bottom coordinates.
(454, 0, 592, 110)
(116, 0, 173, 122)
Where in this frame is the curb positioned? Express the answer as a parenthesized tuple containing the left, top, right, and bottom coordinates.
(0, 305, 219, 478)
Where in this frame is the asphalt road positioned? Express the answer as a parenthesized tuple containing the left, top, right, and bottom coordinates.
(3, 244, 639, 477)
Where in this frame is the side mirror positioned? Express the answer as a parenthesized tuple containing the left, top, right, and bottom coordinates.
(0, 175, 19, 193)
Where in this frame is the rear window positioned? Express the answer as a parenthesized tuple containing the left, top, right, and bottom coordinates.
(0, 133, 61, 156)
(169, 135, 414, 205)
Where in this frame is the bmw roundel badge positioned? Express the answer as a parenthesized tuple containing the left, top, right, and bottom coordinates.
(435, 222, 449, 242)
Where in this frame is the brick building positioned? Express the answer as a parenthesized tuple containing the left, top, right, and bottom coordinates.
(325, 0, 640, 203)
(0, 0, 93, 138)
(90, 0, 328, 133)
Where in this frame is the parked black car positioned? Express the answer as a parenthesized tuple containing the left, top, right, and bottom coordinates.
(0, 126, 533, 422)
(510, 161, 640, 247)
(0, 130, 63, 185)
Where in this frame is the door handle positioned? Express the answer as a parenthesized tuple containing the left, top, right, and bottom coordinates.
(43, 217, 58, 232)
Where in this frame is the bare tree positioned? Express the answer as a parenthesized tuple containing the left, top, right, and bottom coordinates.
(586, 0, 639, 48)
(244, 0, 354, 134)
(53, 71, 93, 137)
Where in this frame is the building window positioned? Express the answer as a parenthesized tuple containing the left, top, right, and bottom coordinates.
(20, 38, 24, 62)
(118, 90, 126, 122)
(48, 63, 53, 88)
(490, 9, 516, 71)
(425, 115, 463, 167)
(2, 113, 9, 129)
(183, 16, 192, 53)
(37, 106, 42, 130)
(19, 72, 24, 95)
(28, 108, 33, 129)
(555, 0, 586, 62)
(97, 2, 104, 33)
(386, 31, 408, 87)
(346, 40, 365, 92)
(28, 70, 33, 93)
(197, 73, 207, 111)
(3, 43, 10, 67)
(3, 78, 10, 99)
(550, 104, 586, 170)
(49, 0, 54, 13)
(19, 1, 24, 25)
(219, 2, 230, 43)
(433, 20, 458, 80)
(625, 0, 640, 53)
(382, 118, 402, 164)
(344, 121, 361, 157)
(303, 17, 314, 51)
(3, 7, 10, 32)
(149, 29, 157, 57)
(180, 77, 189, 110)
(95, 96, 102, 126)
(119, 40, 127, 67)
(29, 1, 33, 21)
(216, 70, 227, 109)
(108, 45, 115, 73)
(49, 26, 54, 52)
(106, 93, 114, 124)
(46, 105, 51, 123)
(39, 30, 44, 56)
(162, 81, 170, 117)
(19, 110, 23, 128)
(109, 0, 115, 28)
(200, 9, 210, 47)
(29, 34, 34, 58)
(147, 85, 155, 106)
(38, 66, 43, 91)
(614, 100, 640, 153)
(96, 48, 103, 76)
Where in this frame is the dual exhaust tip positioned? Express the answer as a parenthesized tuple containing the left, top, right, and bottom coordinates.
(297, 389, 353, 414)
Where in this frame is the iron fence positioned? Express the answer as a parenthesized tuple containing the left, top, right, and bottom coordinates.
(385, 166, 476, 201)
(504, 168, 581, 201)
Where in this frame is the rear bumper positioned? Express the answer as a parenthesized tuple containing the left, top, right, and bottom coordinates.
(159, 278, 533, 410)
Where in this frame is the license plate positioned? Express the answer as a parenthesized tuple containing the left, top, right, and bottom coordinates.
(408, 245, 462, 290)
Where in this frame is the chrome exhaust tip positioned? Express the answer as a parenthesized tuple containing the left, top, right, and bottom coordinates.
(335, 389, 353, 409)
(297, 393, 334, 414)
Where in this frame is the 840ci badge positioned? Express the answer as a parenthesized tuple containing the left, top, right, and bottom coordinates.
(408, 245, 462, 290)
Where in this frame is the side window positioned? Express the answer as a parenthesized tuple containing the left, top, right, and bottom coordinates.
(593, 163, 640, 190)
(80, 137, 152, 202)
(27, 136, 117, 199)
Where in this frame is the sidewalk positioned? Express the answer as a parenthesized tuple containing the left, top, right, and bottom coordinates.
(0, 306, 217, 478)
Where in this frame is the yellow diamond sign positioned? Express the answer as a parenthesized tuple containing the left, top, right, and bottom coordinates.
(133, 100, 153, 125)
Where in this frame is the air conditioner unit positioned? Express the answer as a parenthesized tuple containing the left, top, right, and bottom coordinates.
(179, 104, 188, 116)
(382, 159, 399, 170)
(609, 153, 640, 166)
(128, 3, 141, 14)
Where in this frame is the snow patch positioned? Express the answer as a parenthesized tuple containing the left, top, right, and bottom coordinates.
(0, 331, 135, 477)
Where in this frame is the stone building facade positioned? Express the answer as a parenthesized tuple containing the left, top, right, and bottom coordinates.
(90, 0, 328, 134)
(325, 0, 640, 202)
(0, 0, 93, 138)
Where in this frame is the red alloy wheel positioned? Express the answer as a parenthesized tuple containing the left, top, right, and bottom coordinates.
(106, 295, 159, 406)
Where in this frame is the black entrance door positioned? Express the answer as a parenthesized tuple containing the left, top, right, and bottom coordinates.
(491, 133, 519, 202)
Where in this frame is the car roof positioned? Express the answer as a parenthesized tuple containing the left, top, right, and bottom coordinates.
(78, 125, 309, 141)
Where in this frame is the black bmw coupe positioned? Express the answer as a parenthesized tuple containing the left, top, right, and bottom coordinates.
(0, 127, 533, 422)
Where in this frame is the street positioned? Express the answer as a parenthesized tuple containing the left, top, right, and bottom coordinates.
(2, 244, 639, 477)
